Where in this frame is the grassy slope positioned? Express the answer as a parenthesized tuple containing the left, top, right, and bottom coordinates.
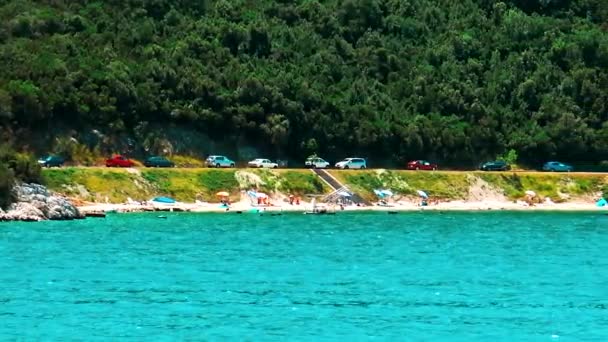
(42, 168, 607, 204)
(329, 170, 608, 202)
(477, 173, 606, 201)
(43, 168, 328, 203)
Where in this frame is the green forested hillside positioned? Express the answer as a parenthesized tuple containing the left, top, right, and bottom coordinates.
(1, 0, 607, 166)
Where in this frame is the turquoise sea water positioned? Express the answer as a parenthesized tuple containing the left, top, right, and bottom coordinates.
(1, 212, 607, 340)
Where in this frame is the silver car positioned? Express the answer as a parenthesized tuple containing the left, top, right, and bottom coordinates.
(305, 157, 330, 169)
(335, 158, 367, 169)
(206, 155, 236, 168)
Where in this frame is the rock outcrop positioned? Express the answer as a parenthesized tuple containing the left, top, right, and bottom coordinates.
(0, 183, 82, 222)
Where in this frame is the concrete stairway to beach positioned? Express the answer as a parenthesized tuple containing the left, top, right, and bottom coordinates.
(311, 169, 370, 205)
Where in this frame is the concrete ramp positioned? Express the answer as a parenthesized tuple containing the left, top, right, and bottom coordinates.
(311, 169, 369, 205)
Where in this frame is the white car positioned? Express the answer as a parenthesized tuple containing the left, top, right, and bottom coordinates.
(248, 158, 278, 168)
(305, 157, 330, 169)
(335, 157, 367, 169)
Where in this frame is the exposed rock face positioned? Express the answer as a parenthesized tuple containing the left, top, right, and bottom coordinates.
(0, 183, 82, 222)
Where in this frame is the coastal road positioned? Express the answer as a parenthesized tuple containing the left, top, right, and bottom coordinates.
(47, 166, 608, 176)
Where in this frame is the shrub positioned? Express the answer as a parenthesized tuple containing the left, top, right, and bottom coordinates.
(53, 137, 101, 166)
(0, 145, 42, 184)
(497, 149, 519, 166)
(0, 144, 42, 208)
(171, 155, 205, 167)
(0, 164, 15, 209)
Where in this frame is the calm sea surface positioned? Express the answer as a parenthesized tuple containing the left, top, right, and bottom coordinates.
(1, 212, 607, 340)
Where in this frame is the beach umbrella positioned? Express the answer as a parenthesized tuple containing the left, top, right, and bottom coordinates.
(525, 190, 536, 197)
(374, 189, 393, 198)
(256, 192, 268, 198)
(338, 191, 351, 197)
(416, 190, 428, 199)
(381, 189, 393, 197)
(216, 191, 229, 197)
(597, 198, 607, 207)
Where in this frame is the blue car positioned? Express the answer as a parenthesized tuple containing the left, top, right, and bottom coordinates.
(542, 161, 573, 172)
(144, 156, 175, 168)
(206, 155, 236, 168)
(479, 160, 510, 171)
(38, 155, 65, 167)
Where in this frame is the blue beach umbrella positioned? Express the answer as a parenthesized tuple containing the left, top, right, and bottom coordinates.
(374, 189, 393, 198)
(416, 190, 428, 199)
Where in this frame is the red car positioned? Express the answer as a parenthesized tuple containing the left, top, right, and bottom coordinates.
(407, 160, 438, 171)
(105, 155, 135, 167)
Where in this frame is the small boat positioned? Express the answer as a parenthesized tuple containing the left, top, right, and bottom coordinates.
(151, 196, 176, 204)
(157, 215, 167, 219)
(85, 212, 106, 218)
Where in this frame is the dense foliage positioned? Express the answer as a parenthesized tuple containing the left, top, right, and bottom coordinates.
(1, 0, 607, 166)
(0, 145, 42, 208)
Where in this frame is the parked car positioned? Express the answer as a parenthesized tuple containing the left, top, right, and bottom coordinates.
(479, 160, 510, 171)
(542, 161, 573, 172)
(248, 158, 278, 168)
(335, 158, 366, 169)
(407, 160, 437, 171)
(105, 155, 135, 167)
(206, 155, 236, 168)
(37, 155, 64, 168)
(305, 157, 330, 169)
(144, 156, 174, 168)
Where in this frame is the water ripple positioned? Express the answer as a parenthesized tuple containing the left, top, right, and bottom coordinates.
(0, 211, 606, 339)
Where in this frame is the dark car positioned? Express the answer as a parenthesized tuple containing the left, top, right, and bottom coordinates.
(144, 156, 175, 168)
(480, 160, 510, 171)
(105, 155, 135, 167)
(37, 156, 65, 168)
(407, 160, 438, 171)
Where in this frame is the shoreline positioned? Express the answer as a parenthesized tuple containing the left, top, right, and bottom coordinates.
(76, 199, 605, 215)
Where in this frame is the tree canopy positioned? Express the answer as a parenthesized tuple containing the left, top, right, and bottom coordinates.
(1, 0, 607, 166)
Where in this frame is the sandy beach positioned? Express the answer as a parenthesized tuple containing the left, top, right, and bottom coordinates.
(76, 197, 604, 215)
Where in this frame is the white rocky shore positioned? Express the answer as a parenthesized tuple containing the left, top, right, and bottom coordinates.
(0, 183, 82, 222)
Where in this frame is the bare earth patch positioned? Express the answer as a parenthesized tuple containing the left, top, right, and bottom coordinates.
(467, 176, 506, 202)
(235, 170, 265, 189)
